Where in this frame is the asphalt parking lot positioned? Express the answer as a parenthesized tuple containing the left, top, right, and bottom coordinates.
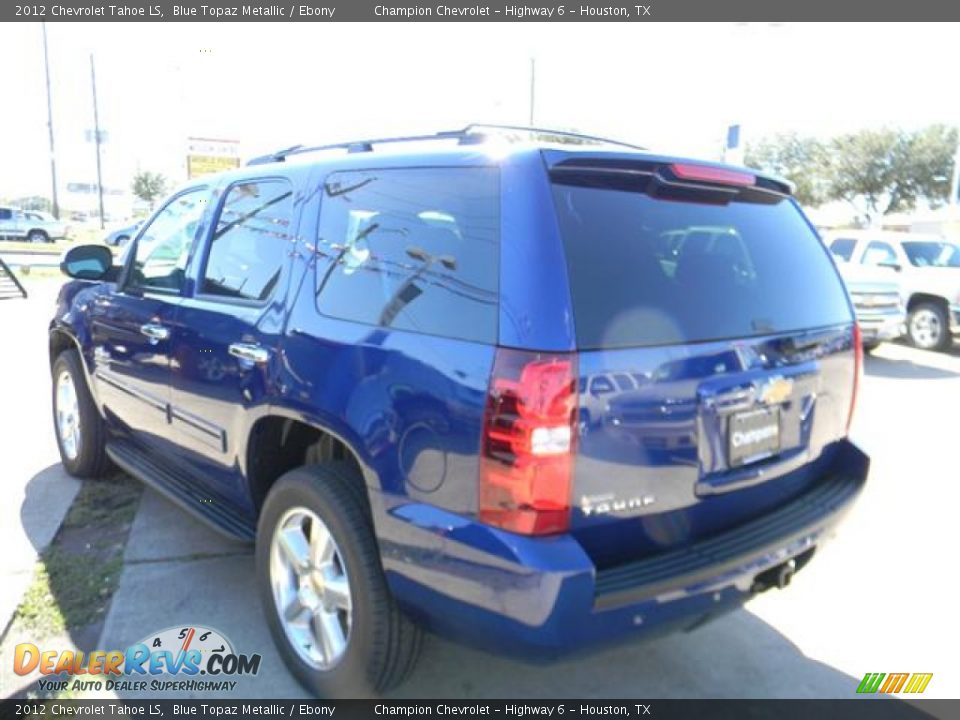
(2, 279, 958, 700)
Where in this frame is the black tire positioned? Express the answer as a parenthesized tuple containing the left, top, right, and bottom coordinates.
(28, 229, 50, 244)
(907, 302, 951, 352)
(52, 350, 110, 478)
(862, 341, 880, 354)
(256, 462, 422, 697)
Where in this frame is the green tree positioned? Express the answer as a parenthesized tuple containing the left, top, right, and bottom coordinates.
(827, 125, 958, 219)
(14, 196, 53, 213)
(745, 133, 829, 207)
(131, 171, 168, 209)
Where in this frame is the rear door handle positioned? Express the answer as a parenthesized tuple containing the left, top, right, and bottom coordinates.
(140, 323, 170, 343)
(228, 342, 270, 364)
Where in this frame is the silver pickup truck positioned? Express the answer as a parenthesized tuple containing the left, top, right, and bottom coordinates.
(0, 207, 70, 243)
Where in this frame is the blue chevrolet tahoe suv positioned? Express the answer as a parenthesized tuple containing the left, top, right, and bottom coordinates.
(49, 126, 868, 696)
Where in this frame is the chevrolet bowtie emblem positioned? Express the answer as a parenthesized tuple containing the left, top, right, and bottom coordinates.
(759, 377, 793, 405)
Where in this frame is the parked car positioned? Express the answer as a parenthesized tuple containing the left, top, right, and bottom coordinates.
(830, 261, 906, 352)
(49, 127, 868, 696)
(103, 222, 140, 247)
(826, 230, 960, 351)
(0, 206, 69, 242)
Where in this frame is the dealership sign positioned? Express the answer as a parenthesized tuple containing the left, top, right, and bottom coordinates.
(187, 137, 241, 179)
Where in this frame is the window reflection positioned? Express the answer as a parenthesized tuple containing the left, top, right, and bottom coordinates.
(201, 181, 294, 302)
(315, 168, 500, 344)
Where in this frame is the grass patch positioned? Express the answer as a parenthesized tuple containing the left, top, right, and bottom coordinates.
(14, 552, 123, 638)
(15, 562, 67, 638)
(0, 239, 77, 254)
(63, 474, 141, 529)
(15, 267, 67, 281)
(11, 473, 141, 641)
(0, 228, 115, 254)
(69, 228, 104, 246)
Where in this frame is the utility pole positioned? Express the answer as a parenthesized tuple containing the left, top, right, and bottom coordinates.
(41, 23, 59, 220)
(528, 58, 536, 126)
(90, 54, 105, 230)
(950, 133, 960, 210)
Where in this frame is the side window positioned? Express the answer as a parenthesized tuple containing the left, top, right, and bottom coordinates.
(314, 168, 499, 343)
(829, 238, 856, 263)
(129, 190, 209, 292)
(200, 180, 295, 303)
(861, 241, 897, 266)
(0, 208, 11, 221)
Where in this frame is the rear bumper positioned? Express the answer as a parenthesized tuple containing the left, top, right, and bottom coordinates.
(376, 440, 869, 658)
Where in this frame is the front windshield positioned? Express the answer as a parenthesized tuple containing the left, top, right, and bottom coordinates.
(902, 241, 960, 268)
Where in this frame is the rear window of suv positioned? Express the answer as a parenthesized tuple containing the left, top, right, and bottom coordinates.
(552, 176, 851, 349)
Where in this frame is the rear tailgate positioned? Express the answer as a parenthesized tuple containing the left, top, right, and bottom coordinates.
(549, 157, 856, 568)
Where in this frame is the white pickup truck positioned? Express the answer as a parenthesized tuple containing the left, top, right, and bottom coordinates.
(826, 230, 960, 352)
(831, 261, 906, 352)
(0, 207, 70, 243)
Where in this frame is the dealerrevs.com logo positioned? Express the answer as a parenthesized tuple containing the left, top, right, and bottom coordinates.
(13, 625, 261, 694)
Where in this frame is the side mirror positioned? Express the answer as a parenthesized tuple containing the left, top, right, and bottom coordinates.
(60, 244, 114, 281)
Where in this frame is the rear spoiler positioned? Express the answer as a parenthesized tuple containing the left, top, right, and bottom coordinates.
(0, 258, 27, 300)
(549, 156, 794, 202)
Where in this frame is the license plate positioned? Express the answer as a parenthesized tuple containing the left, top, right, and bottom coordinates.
(728, 407, 781, 467)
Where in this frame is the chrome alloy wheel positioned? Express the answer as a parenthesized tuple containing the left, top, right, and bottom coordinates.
(269, 507, 353, 670)
(910, 307, 943, 349)
(55, 370, 81, 460)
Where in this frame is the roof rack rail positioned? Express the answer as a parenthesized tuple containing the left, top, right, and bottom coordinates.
(245, 124, 644, 166)
(246, 144, 305, 166)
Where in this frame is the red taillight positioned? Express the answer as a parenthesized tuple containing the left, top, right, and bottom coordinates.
(669, 163, 756, 187)
(847, 324, 863, 433)
(479, 348, 578, 535)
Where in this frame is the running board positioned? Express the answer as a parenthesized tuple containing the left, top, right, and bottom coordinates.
(106, 439, 255, 542)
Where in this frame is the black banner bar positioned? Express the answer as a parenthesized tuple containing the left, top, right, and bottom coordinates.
(5, 0, 960, 23)
(0, 699, 950, 720)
